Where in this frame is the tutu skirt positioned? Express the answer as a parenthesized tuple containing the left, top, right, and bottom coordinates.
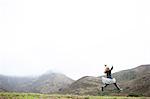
(102, 77, 116, 84)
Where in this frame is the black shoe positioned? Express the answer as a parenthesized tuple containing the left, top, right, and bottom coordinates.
(101, 87, 104, 91)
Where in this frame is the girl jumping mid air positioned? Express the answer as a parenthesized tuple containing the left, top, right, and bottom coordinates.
(101, 65, 122, 91)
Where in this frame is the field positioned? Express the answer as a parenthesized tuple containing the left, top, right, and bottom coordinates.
(0, 93, 149, 99)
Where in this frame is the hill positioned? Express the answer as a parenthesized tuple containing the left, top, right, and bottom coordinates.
(64, 76, 100, 95)
(112, 65, 150, 83)
(122, 73, 150, 96)
(31, 72, 74, 93)
(0, 72, 74, 93)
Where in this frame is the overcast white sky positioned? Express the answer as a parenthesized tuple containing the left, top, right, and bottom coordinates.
(0, 0, 150, 80)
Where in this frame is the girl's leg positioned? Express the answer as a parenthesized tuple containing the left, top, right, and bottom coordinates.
(101, 84, 109, 91)
(113, 83, 121, 90)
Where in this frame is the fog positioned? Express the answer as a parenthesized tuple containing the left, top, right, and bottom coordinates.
(0, 0, 150, 80)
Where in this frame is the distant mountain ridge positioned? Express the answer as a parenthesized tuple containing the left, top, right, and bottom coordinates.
(0, 72, 74, 93)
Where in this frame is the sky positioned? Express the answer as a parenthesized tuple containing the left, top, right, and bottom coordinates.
(0, 0, 150, 80)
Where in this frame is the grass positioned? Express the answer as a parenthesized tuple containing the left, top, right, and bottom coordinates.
(0, 92, 149, 99)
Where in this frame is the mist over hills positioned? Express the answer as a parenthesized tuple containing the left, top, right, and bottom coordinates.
(0, 72, 74, 93)
(0, 65, 150, 96)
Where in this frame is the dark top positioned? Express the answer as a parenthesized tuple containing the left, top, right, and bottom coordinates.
(105, 66, 113, 79)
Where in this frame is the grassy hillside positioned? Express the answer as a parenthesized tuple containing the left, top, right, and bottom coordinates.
(65, 76, 101, 95)
(0, 93, 149, 99)
(112, 65, 150, 83)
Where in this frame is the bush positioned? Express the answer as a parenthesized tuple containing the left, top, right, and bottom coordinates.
(127, 93, 143, 97)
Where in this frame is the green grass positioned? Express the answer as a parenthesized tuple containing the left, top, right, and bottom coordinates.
(0, 92, 149, 99)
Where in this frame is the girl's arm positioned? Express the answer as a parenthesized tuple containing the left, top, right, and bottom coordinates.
(111, 66, 113, 70)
